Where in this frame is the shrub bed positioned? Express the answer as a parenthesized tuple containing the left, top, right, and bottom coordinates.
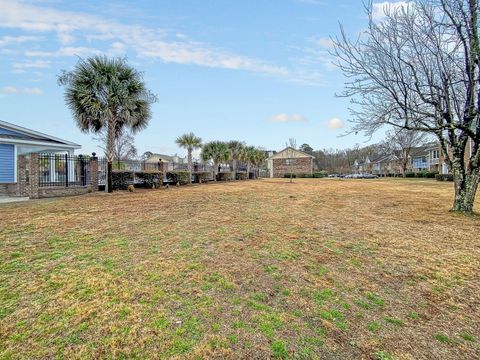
(112, 171, 134, 190)
(236, 171, 248, 180)
(405, 172, 415, 178)
(135, 171, 162, 188)
(217, 172, 234, 181)
(284, 173, 297, 178)
(435, 174, 454, 181)
(168, 170, 191, 185)
(193, 171, 211, 183)
(314, 171, 328, 178)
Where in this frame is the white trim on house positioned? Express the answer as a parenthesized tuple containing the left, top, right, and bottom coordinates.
(0, 137, 80, 150)
(0, 119, 81, 148)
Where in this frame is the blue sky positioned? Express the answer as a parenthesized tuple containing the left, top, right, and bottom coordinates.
(0, 0, 395, 157)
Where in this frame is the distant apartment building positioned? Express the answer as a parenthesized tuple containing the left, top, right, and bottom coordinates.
(353, 139, 474, 176)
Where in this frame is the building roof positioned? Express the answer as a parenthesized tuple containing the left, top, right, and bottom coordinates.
(0, 119, 81, 149)
(145, 153, 185, 163)
(268, 147, 315, 160)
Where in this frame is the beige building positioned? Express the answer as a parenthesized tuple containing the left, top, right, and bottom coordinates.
(267, 147, 314, 178)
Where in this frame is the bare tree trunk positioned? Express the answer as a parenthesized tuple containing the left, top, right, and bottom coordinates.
(451, 162, 479, 213)
(247, 162, 251, 179)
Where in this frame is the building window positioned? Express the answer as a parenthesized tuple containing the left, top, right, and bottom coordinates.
(432, 150, 440, 159)
(286, 159, 295, 165)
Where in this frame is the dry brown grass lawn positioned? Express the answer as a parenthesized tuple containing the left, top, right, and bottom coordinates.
(0, 178, 479, 359)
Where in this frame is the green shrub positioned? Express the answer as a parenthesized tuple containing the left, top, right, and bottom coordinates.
(170, 170, 190, 185)
(435, 174, 454, 182)
(405, 172, 415, 178)
(297, 173, 313, 178)
(112, 171, 134, 190)
(425, 171, 438, 178)
(135, 171, 162, 188)
(284, 173, 297, 178)
(236, 171, 248, 180)
(314, 171, 328, 178)
(217, 172, 234, 181)
(193, 171, 211, 183)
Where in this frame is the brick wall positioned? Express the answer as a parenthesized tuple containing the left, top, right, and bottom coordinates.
(272, 157, 313, 178)
(15, 153, 99, 199)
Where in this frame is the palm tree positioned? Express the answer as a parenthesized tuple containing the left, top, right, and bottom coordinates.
(243, 146, 257, 178)
(227, 140, 245, 177)
(175, 133, 202, 184)
(58, 56, 156, 192)
(251, 148, 267, 179)
(201, 141, 231, 181)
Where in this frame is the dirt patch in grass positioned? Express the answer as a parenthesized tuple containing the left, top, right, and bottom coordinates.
(1, 179, 479, 359)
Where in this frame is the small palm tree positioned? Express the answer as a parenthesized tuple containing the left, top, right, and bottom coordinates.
(175, 133, 202, 184)
(58, 56, 156, 192)
(227, 140, 245, 177)
(243, 146, 257, 177)
(201, 141, 231, 181)
(251, 148, 267, 179)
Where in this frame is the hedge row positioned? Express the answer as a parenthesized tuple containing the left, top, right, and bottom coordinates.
(404, 171, 439, 178)
(435, 174, 454, 181)
(283, 171, 328, 179)
(112, 171, 162, 190)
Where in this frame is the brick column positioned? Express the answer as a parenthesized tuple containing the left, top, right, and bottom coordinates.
(90, 155, 99, 191)
(17, 155, 27, 196)
(27, 153, 40, 199)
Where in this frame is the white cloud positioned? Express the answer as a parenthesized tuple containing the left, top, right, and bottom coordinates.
(296, 0, 326, 5)
(0, 0, 297, 81)
(0, 35, 43, 46)
(372, 1, 411, 21)
(0, 86, 18, 94)
(13, 60, 50, 69)
(270, 113, 307, 123)
(0, 86, 43, 95)
(23, 87, 43, 95)
(25, 46, 103, 58)
(327, 117, 344, 129)
(313, 37, 334, 49)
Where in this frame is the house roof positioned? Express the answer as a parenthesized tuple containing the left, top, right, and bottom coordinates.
(0, 119, 81, 149)
(145, 153, 185, 163)
(268, 147, 315, 160)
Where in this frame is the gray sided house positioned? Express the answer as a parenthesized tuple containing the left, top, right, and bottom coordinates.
(0, 120, 81, 196)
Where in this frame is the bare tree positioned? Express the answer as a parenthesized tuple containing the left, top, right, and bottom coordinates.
(383, 129, 428, 177)
(285, 138, 297, 183)
(95, 129, 138, 168)
(333, 0, 480, 213)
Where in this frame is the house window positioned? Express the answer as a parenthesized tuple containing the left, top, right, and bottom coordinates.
(286, 159, 295, 165)
(432, 150, 440, 159)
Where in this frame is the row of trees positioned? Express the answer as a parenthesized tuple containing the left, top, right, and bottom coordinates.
(299, 128, 429, 175)
(175, 134, 267, 182)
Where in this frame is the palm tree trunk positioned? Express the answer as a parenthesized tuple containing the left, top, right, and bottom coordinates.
(213, 161, 218, 181)
(187, 149, 193, 184)
(106, 116, 116, 193)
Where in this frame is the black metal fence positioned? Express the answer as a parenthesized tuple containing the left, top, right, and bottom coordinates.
(38, 154, 91, 187)
(97, 158, 164, 186)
